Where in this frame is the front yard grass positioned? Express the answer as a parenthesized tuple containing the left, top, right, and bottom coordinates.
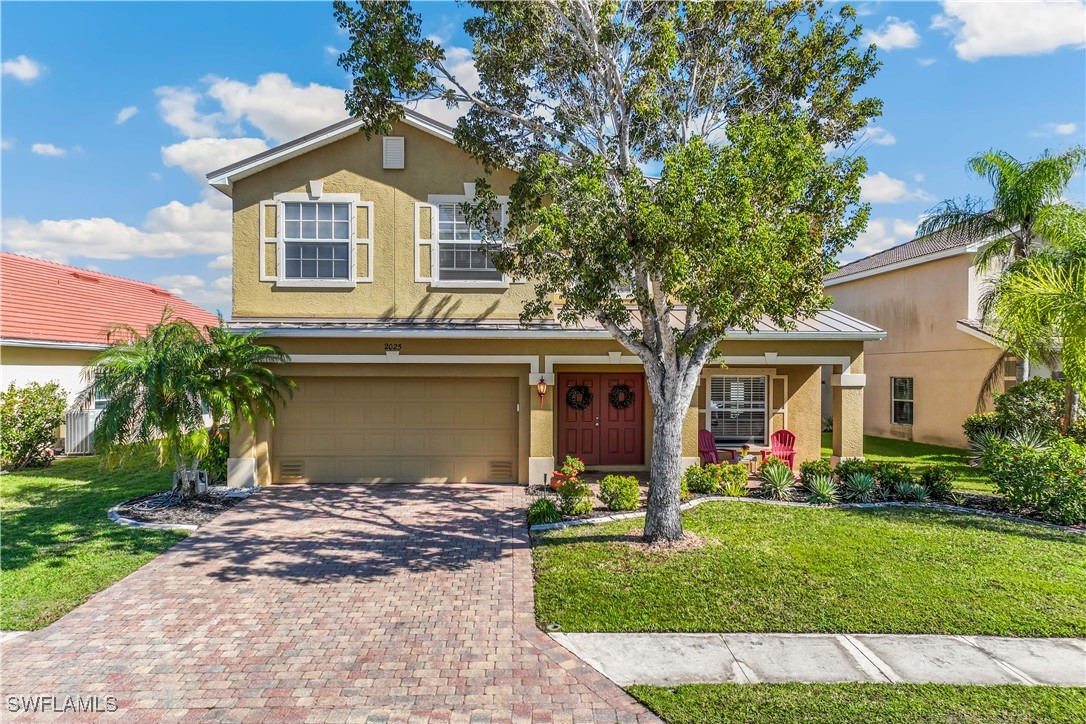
(533, 502, 1086, 636)
(628, 683, 1086, 724)
(821, 432, 994, 494)
(0, 454, 187, 631)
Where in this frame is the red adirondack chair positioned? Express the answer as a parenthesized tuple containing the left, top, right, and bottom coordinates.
(761, 429, 797, 469)
(699, 430, 735, 465)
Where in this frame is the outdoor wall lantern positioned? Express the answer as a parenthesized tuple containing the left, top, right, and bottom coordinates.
(536, 377, 549, 408)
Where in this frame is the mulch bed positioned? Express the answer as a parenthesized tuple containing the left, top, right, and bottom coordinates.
(115, 493, 242, 527)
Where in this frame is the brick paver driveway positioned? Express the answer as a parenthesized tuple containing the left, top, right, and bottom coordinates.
(1, 485, 654, 722)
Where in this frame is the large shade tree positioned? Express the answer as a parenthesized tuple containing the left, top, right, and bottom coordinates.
(335, 0, 881, 541)
(917, 147, 1086, 412)
(85, 314, 294, 500)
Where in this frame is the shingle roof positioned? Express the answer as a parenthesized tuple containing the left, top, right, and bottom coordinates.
(0, 253, 219, 346)
(825, 225, 972, 281)
(230, 308, 883, 341)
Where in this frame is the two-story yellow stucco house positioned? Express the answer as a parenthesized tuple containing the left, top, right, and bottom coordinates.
(208, 110, 883, 488)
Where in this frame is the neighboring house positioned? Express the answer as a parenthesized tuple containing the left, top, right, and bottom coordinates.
(0, 253, 218, 447)
(824, 229, 1027, 448)
(208, 110, 884, 488)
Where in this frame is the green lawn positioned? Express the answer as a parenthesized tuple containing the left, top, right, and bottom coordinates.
(0, 454, 187, 630)
(821, 432, 994, 494)
(533, 502, 1086, 636)
(628, 684, 1086, 724)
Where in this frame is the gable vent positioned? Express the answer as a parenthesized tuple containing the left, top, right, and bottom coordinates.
(383, 136, 405, 169)
(488, 460, 514, 482)
(279, 460, 305, 479)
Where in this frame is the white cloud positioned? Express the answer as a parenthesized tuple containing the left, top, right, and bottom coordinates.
(162, 137, 269, 180)
(917, 57, 937, 66)
(861, 172, 934, 204)
(1029, 122, 1079, 138)
(409, 47, 480, 127)
(2, 55, 43, 82)
(2, 189, 231, 264)
(205, 73, 345, 143)
(864, 18, 922, 50)
(859, 124, 896, 146)
(1, 138, 12, 151)
(844, 217, 920, 259)
(31, 143, 66, 157)
(324, 45, 339, 57)
(156, 85, 222, 138)
(208, 254, 232, 270)
(115, 105, 139, 124)
(155, 273, 231, 312)
(914, 173, 926, 183)
(933, 0, 1086, 61)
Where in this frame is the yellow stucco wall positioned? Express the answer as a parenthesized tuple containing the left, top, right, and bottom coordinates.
(231, 120, 533, 320)
(828, 254, 1003, 448)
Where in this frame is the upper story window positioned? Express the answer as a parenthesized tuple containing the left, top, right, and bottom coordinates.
(283, 202, 351, 280)
(436, 203, 503, 282)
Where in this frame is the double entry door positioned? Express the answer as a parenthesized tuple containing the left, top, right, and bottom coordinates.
(556, 373, 644, 466)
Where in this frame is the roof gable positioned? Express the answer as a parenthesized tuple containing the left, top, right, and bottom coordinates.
(0, 253, 219, 347)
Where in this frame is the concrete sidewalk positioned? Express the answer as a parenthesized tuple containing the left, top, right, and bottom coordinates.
(553, 633, 1086, 687)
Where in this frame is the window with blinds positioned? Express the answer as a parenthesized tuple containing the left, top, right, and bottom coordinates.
(709, 376, 768, 445)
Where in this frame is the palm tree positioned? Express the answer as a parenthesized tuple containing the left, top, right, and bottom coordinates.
(84, 312, 294, 500)
(917, 147, 1086, 405)
(988, 237, 1086, 429)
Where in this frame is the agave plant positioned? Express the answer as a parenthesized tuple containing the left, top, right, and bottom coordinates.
(841, 472, 878, 503)
(805, 474, 838, 505)
(1007, 426, 1052, 451)
(968, 430, 1005, 467)
(720, 475, 748, 498)
(893, 481, 929, 503)
(759, 463, 796, 501)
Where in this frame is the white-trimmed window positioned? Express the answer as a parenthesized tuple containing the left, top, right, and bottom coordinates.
(283, 202, 351, 280)
(436, 202, 504, 282)
(93, 383, 110, 410)
(891, 377, 914, 426)
(261, 191, 373, 287)
(708, 376, 768, 445)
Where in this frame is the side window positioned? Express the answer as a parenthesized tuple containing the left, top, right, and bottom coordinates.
(436, 202, 504, 282)
(282, 202, 351, 280)
(891, 377, 914, 426)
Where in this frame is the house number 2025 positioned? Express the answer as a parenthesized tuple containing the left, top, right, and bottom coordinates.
(384, 343, 403, 352)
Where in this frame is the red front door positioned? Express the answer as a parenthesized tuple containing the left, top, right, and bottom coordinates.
(557, 373, 644, 466)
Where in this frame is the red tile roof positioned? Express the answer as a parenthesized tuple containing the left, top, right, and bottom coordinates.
(0, 253, 219, 346)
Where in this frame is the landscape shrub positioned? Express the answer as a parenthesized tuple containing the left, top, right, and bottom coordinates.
(554, 476, 593, 516)
(798, 458, 832, 487)
(805, 474, 839, 505)
(718, 464, 750, 497)
(983, 437, 1086, 525)
(963, 412, 1000, 441)
(598, 475, 641, 511)
(205, 425, 229, 483)
(683, 464, 721, 495)
(992, 378, 1065, 437)
(526, 497, 562, 526)
(918, 464, 953, 499)
(841, 471, 878, 503)
(873, 461, 913, 490)
(832, 458, 875, 485)
(758, 461, 795, 500)
(1, 381, 67, 471)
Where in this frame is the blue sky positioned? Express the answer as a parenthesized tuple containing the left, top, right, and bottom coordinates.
(3, 1, 1084, 316)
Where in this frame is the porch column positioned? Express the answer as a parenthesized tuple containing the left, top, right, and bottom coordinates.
(227, 416, 272, 488)
(681, 399, 701, 473)
(831, 373, 866, 462)
(528, 373, 555, 487)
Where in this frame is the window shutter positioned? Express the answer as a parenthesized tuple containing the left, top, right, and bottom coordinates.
(355, 201, 374, 283)
(414, 202, 437, 282)
(383, 137, 405, 169)
(258, 199, 277, 281)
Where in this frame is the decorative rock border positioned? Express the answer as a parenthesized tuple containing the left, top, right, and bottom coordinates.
(108, 488, 259, 532)
(108, 505, 200, 532)
(529, 495, 1085, 535)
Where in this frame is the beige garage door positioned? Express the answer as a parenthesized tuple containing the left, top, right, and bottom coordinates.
(271, 376, 519, 483)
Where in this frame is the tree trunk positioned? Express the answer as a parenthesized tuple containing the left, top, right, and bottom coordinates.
(643, 377, 691, 543)
(1063, 380, 1078, 432)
